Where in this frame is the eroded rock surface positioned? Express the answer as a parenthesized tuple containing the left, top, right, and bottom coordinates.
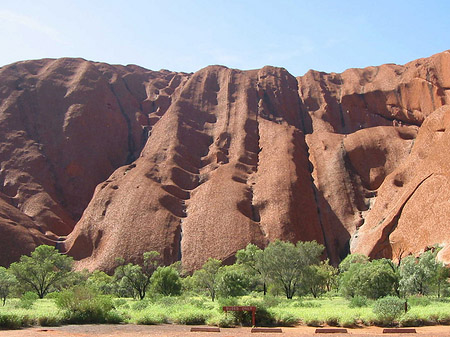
(1, 50, 449, 270)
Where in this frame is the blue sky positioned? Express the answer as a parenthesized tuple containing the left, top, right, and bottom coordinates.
(1, 0, 449, 76)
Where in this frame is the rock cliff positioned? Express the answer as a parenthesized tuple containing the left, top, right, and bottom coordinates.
(0, 51, 449, 270)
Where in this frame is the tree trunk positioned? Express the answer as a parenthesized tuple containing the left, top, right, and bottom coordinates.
(263, 282, 267, 296)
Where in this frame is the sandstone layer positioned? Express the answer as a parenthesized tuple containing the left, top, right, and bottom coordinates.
(0, 51, 449, 271)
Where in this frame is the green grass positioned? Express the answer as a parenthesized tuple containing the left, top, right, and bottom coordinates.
(1, 295, 450, 329)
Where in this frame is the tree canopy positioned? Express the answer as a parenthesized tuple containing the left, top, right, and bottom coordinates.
(264, 240, 324, 299)
(9, 245, 73, 298)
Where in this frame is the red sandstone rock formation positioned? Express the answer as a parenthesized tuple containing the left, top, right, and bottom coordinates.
(0, 58, 184, 266)
(351, 105, 450, 262)
(1, 50, 449, 270)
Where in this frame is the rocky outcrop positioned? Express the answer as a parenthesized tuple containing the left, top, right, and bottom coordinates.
(1, 50, 449, 271)
(0, 58, 186, 261)
(63, 66, 323, 271)
(351, 105, 450, 262)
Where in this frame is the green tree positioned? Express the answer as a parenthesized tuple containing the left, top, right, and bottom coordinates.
(192, 258, 221, 301)
(151, 266, 182, 296)
(236, 243, 270, 295)
(0, 267, 17, 305)
(87, 270, 115, 295)
(9, 245, 73, 298)
(338, 253, 369, 273)
(435, 263, 450, 298)
(399, 249, 442, 296)
(217, 264, 255, 298)
(114, 251, 160, 300)
(340, 259, 397, 299)
(302, 259, 338, 297)
(339, 259, 397, 299)
(373, 296, 405, 326)
(264, 240, 324, 299)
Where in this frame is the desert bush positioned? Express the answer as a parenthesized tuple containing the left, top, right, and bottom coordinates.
(156, 296, 179, 306)
(55, 285, 119, 324)
(131, 300, 149, 311)
(304, 317, 322, 327)
(373, 296, 405, 326)
(172, 309, 210, 325)
(113, 298, 128, 307)
(44, 292, 59, 299)
(272, 311, 299, 326)
(136, 312, 167, 325)
(399, 312, 423, 327)
(407, 295, 431, 307)
(340, 259, 397, 299)
(348, 295, 368, 308)
(151, 266, 182, 296)
(18, 291, 39, 309)
(338, 314, 357, 328)
(325, 315, 339, 326)
(438, 312, 450, 325)
(206, 313, 236, 327)
(289, 300, 321, 308)
(0, 313, 33, 329)
(106, 310, 125, 324)
(261, 295, 282, 308)
(38, 315, 62, 327)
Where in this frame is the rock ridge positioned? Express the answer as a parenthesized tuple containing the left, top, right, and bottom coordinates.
(0, 51, 449, 270)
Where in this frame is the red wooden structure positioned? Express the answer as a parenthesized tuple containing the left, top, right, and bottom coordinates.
(222, 306, 256, 326)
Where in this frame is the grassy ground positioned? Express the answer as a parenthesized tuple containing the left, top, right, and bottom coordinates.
(1, 295, 450, 329)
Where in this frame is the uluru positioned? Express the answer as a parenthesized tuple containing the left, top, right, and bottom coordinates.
(1, 50, 450, 272)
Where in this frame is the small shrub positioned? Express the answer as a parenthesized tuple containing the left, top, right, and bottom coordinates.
(55, 286, 116, 324)
(240, 299, 275, 326)
(338, 315, 357, 328)
(262, 295, 282, 308)
(173, 310, 210, 325)
(206, 313, 236, 327)
(0, 314, 33, 329)
(399, 312, 423, 327)
(290, 301, 321, 308)
(304, 317, 322, 327)
(272, 312, 299, 326)
(0, 314, 22, 330)
(131, 300, 149, 311)
(45, 292, 59, 299)
(438, 312, 450, 325)
(407, 295, 431, 307)
(424, 313, 440, 326)
(156, 296, 179, 307)
(38, 315, 62, 327)
(106, 310, 125, 324)
(18, 291, 39, 309)
(349, 295, 368, 308)
(136, 311, 167, 325)
(217, 297, 238, 310)
(373, 296, 405, 326)
(188, 297, 208, 308)
(325, 316, 340, 326)
(114, 298, 128, 307)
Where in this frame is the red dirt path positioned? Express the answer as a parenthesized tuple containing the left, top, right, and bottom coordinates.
(0, 324, 449, 337)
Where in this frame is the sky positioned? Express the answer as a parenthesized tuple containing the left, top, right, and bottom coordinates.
(1, 0, 449, 76)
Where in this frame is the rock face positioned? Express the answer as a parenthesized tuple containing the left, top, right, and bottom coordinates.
(0, 58, 184, 266)
(1, 51, 449, 271)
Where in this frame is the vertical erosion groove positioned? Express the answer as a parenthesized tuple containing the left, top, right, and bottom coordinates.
(302, 139, 331, 260)
(108, 83, 136, 165)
